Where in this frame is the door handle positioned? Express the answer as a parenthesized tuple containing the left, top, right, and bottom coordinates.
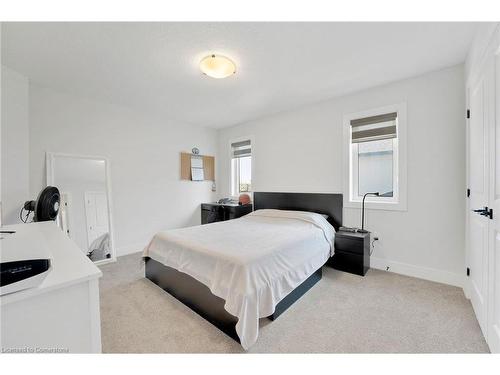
(473, 207, 493, 219)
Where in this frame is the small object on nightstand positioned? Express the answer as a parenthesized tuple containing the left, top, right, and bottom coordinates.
(339, 226, 358, 233)
(328, 230, 370, 276)
(239, 193, 251, 205)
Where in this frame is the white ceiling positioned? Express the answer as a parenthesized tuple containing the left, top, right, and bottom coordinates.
(2, 22, 479, 128)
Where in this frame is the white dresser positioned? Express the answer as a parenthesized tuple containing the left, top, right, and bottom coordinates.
(1, 222, 102, 353)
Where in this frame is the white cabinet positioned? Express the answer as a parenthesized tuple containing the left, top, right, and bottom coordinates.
(1, 222, 102, 353)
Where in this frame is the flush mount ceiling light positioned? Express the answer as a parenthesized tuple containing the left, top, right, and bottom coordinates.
(199, 54, 236, 79)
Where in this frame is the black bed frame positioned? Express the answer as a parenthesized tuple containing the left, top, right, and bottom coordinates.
(145, 192, 343, 343)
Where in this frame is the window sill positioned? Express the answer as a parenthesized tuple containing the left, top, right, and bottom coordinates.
(344, 199, 407, 212)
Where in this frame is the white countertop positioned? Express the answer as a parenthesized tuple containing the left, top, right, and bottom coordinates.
(1, 221, 102, 305)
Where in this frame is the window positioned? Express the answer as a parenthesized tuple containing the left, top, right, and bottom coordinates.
(344, 104, 407, 210)
(231, 139, 252, 196)
(356, 139, 394, 197)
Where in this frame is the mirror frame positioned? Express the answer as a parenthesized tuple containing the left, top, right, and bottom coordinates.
(46, 152, 116, 265)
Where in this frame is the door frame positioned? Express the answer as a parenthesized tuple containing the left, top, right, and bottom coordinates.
(465, 28, 498, 300)
(486, 32, 500, 354)
(57, 191, 73, 239)
(465, 24, 500, 353)
(466, 58, 491, 337)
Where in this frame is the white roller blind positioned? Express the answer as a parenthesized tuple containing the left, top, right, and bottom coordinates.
(351, 112, 397, 143)
(231, 139, 251, 158)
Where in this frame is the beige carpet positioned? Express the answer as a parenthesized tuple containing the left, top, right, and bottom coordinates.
(98, 252, 489, 353)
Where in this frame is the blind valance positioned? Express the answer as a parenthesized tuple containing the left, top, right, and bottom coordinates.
(351, 112, 397, 143)
(231, 140, 251, 158)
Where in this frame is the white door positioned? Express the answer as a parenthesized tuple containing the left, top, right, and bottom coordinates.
(487, 47, 500, 353)
(84, 191, 109, 248)
(468, 56, 493, 337)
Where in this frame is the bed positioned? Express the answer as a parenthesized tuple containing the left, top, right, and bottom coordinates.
(143, 192, 343, 349)
(87, 232, 110, 261)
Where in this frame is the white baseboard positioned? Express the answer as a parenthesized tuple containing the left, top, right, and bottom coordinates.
(116, 243, 145, 257)
(370, 256, 464, 288)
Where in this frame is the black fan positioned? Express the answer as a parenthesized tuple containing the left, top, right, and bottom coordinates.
(21, 186, 61, 222)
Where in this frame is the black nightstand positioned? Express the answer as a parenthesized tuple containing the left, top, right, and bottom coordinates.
(201, 203, 253, 224)
(329, 231, 370, 276)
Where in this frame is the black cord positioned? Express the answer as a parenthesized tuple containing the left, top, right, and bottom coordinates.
(19, 207, 32, 223)
(19, 207, 27, 222)
(370, 238, 376, 256)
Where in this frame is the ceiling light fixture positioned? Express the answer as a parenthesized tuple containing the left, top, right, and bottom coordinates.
(199, 54, 236, 79)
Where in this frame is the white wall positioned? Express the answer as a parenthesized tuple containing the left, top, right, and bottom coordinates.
(1, 66, 30, 225)
(217, 64, 466, 287)
(29, 83, 217, 256)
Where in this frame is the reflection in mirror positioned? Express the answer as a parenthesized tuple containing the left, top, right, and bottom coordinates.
(47, 154, 113, 263)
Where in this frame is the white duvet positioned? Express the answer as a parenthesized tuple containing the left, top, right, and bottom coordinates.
(143, 209, 335, 349)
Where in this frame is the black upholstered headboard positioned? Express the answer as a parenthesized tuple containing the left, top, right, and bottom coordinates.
(253, 192, 343, 231)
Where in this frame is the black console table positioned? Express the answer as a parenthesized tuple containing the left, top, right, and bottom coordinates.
(201, 203, 253, 224)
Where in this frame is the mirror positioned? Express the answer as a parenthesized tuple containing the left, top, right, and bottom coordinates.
(46, 153, 115, 263)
